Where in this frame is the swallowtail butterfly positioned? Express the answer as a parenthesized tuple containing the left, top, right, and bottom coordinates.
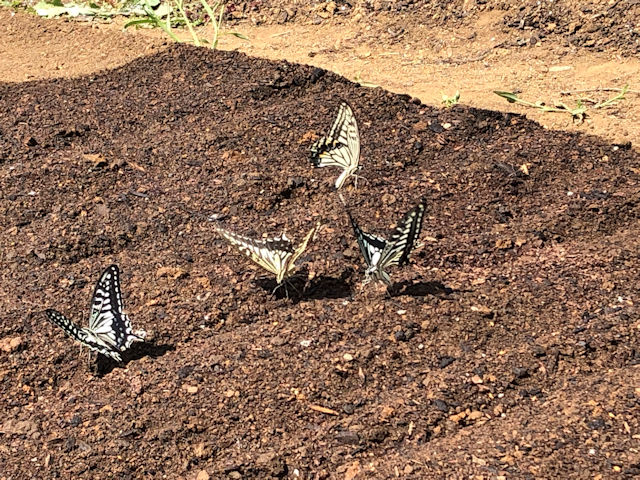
(45, 265, 146, 362)
(348, 200, 426, 286)
(309, 101, 360, 189)
(215, 222, 320, 284)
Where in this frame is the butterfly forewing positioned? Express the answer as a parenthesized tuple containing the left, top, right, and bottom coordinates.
(310, 102, 360, 189)
(380, 200, 426, 269)
(348, 213, 387, 269)
(286, 222, 321, 277)
(88, 265, 145, 352)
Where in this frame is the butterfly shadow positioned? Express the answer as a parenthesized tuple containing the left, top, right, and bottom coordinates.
(95, 341, 175, 376)
(254, 270, 353, 302)
(388, 279, 454, 298)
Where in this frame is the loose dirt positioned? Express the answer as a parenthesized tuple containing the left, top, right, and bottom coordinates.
(1, 5, 640, 480)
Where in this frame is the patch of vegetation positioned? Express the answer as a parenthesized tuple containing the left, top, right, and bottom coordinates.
(494, 85, 631, 124)
(441, 91, 460, 108)
(124, 0, 247, 49)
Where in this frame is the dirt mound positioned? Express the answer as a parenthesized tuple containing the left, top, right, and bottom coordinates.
(1, 45, 639, 478)
(228, 0, 640, 55)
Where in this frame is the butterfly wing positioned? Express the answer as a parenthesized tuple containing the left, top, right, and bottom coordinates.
(310, 102, 360, 189)
(88, 265, 145, 356)
(375, 200, 427, 283)
(216, 226, 294, 283)
(285, 222, 321, 278)
(347, 212, 387, 270)
(45, 309, 124, 362)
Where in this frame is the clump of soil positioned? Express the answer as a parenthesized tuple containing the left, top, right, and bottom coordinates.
(1, 45, 639, 478)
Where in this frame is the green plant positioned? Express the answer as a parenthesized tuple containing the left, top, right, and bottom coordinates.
(353, 72, 379, 88)
(591, 84, 629, 109)
(441, 91, 460, 107)
(124, 0, 247, 49)
(494, 90, 587, 123)
(124, 0, 180, 42)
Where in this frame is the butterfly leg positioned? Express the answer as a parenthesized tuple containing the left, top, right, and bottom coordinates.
(270, 282, 286, 300)
(353, 174, 369, 190)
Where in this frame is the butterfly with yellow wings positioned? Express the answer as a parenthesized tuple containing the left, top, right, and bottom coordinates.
(310, 101, 360, 189)
(215, 222, 321, 286)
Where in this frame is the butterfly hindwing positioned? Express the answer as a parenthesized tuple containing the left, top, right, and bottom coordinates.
(378, 200, 426, 270)
(45, 308, 124, 362)
(287, 222, 321, 277)
(310, 102, 360, 189)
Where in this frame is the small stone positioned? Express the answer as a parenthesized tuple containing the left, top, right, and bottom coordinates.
(228, 472, 242, 479)
(343, 353, 354, 361)
(439, 356, 455, 368)
(495, 238, 513, 250)
(335, 430, 360, 445)
(394, 330, 407, 342)
(196, 470, 210, 480)
(382, 193, 396, 205)
(471, 375, 483, 384)
(468, 411, 483, 420)
(433, 399, 449, 412)
(156, 267, 188, 280)
(0, 336, 24, 353)
(270, 336, 286, 347)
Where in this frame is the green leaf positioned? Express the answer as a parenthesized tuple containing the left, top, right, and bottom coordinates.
(493, 91, 519, 103)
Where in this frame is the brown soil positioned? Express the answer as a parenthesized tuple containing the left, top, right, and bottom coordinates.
(1, 5, 640, 480)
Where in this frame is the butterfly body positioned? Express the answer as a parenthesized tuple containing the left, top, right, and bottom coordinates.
(216, 223, 319, 285)
(348, 201, 426, 286)
(45, 265, 145, 362)
(310, 102, 360, 189)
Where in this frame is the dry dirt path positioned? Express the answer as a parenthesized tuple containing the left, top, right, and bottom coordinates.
(1, 9, 638, 148)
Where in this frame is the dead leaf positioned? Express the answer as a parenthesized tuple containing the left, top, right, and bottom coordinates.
(309, 404, 339, 416)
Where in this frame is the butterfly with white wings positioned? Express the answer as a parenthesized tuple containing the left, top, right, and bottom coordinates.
(346, 200, 426, 286)
(45, 265, 146, 362)
(215, 222, 321, 285)
(309, 101, 360, 189)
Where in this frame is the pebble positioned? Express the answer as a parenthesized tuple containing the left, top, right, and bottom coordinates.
(439, 356, 455, 368)
(196, 470, 210, 480)
(335, 430, 360, 445)
(0, 336, 24, 353)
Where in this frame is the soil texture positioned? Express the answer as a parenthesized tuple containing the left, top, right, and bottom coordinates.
(1, 44, 640, 479)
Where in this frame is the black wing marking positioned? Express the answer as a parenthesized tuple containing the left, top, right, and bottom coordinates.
(347, 211, 387, 269)
(378, 200, 426, 270)
(45, 309, 124, 361)
(88, 265, 145, 353)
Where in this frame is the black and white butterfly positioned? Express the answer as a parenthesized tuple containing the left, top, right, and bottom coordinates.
(347, 200, 426, 286)
(309, 101, 360, 189)
(215, 222, 320, 285)
(45, 265, 146, 362)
